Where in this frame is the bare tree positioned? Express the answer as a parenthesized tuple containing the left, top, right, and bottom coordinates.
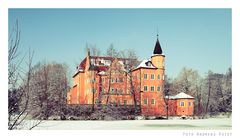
(104, 44, 118, 104)
(8, 21, 42, 130)
(163, 76, 172, 119)
(205, 71, 212, 116)
(28, 62, 70, 119)
(106, 43, 119, 57)
(223, 68, 232, 113)
(124, 49, 139, 111)
(173, 67, 201, 95)
(202, 69, 232, 117)
(195, 80, 204, 116)
(172, 67, 203, 115)
(85, 43, 101, 56)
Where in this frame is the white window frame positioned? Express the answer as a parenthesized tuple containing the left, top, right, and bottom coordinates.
(157, 86, 161, 91)
(144, 99, 148, 105)
(144, 86, 148, 91)
(150, 74, 155, 80)
(144, 74, 148, 80)
(150, 86, 155, 92)
(180, 101, 185, 107)
(157, 74, 161, 80)
(151, 99, 155, 105)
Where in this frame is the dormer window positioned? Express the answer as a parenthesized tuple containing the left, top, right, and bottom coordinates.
(146, 61, 151, 67)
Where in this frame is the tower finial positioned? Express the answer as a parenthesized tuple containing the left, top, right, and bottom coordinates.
(153, 28, 163, 55)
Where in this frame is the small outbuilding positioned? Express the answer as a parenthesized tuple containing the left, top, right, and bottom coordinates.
(167, 92, 194, 117)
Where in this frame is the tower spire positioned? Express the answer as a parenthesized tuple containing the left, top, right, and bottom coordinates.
(153, 33, 163, 55)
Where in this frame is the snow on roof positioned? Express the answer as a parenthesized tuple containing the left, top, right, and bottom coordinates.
(151, 53, 165, 57)
(167, 92, 194, 99)
(98, 71, 106, 75)
(135, 59, 157, 70)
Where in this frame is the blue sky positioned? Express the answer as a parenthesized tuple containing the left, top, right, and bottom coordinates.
(8, 9, 231, 78)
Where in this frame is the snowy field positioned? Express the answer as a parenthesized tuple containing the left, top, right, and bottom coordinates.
(23, 118, 231, 130)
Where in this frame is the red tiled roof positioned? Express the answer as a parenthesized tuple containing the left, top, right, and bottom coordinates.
(96, 66, 109, 72)
(90, 56, 131, 61)
(76, 56, 137, 74)
(78, 57, 87, 70)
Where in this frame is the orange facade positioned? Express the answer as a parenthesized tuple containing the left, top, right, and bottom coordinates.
(67, 37, 195, 117)
(167, 99, 194, 116)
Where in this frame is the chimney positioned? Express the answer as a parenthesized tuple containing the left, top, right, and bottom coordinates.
(86, 48, 90, 57)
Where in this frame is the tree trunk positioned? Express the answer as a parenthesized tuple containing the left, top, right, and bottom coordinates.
(106, 69, 112, 104)
(205, 78, 211, 117)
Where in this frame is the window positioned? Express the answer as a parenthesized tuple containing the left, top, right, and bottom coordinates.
(118, 89, 122, 94)
(102, 78, 104, 83)
(157, 74, 161, 80)
(180, 101, 185, 107)
(126, 89, 129, 94)
(151, 99, 155, 105)
(111, 78, 114, 83)
(144, 74, 148, 80)
(144, 99, 148, 105)
(115, 78, 118, 82)
(115, 89, 118, 93)
(101, 89, 105, 94)
(151, 74, 154, 80)
(146, 62, 151, 67)
(189, 102, 192, 106)
(157, 86, 161, 91)
(111, 88, 114, 93)
(119, 78, 123, 82)
(144, 86, 148, 91)
(150, 86, 154, 91)
(124, 100, 127, 105)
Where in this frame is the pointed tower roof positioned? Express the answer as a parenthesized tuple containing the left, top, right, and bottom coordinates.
(153, 34, 163, 54)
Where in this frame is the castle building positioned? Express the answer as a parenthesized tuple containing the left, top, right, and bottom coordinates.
(67, 35, 194, 117)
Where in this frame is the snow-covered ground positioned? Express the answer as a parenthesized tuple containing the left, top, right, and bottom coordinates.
(24, 118, 231, 130)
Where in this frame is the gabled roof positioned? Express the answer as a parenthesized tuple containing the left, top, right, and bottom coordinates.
(134, 59, 157, 70)
(78, 57, 87, 70)
(168, 92, 194, 99)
